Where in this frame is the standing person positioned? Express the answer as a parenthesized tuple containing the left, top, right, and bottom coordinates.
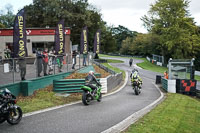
(4, 45, 11, 59)
(83, 53, 87, 66)
(18, 57, 26, 81)
(72, 50, 77, 69)
(129, 58, 133, 67)
(36, 49, 43, 77)
(57, 55, 63, 72)
(42, 48, 49, 76)
(48, 49, 54, 75)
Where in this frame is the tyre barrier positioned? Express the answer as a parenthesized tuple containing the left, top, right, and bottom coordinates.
(53, 79, 100, 93)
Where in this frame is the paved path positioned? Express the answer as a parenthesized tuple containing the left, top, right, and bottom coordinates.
(0, 57, 161, 133)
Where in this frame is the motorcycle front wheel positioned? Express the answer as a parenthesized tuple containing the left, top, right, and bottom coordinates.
(7, 106, 23, 125)
(0, 117, 6, 124)
(82, 91, 91, 105)
(134, 86, 140, 95)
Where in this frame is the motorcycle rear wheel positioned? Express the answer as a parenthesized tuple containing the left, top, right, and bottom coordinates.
(7, 106, 23, 125)
(82, 92, 91, 105)
(97, 93, 102, 102)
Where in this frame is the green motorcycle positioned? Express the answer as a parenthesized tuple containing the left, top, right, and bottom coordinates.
(81, 84, 102, 105)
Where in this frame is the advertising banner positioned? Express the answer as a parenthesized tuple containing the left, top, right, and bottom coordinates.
(13, 9, 27, 57)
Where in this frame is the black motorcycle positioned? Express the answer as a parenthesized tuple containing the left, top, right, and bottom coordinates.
(131, 79, 141, 95)
(0, 88, 22, 125)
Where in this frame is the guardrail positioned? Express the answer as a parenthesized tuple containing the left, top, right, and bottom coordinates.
(93, 61, 116, 75)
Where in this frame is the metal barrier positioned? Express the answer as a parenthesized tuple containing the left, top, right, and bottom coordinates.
(93, 61, 116, 75)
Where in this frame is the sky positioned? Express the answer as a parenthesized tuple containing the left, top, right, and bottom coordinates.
(1, 0, 200, 33)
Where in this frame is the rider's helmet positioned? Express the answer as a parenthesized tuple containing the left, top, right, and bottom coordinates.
(132, 69, 138, 73)
(89, 71, 94, 75)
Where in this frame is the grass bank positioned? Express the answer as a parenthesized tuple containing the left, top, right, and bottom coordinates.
(124, 93, 200, 133)
(17, 86, 81, 113)
(100, 58, 125, 79)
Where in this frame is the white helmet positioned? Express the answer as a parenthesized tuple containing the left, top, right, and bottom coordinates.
(89, 71, 94, 75)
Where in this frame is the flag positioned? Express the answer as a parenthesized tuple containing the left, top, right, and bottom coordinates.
(80, 26, 88, 54)
(93, 29, 101, 54)
(13, 9, 27, 57)
(55, 19, 65, 55)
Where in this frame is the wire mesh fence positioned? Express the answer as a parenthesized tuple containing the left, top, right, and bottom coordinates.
(0, 53, 93, 86)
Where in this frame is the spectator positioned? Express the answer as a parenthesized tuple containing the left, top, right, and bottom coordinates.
(43, 48, 49, 76)
(48, 49, 55, 75)
(83, 53, 87, 66)
(57, 54, 63, 72)
(4, 45, 11, 59)
(164, 71, 168, 79)
(72, 50, 77, 69)
(18, 57, 26, 81)
(36, 49, 43, 77)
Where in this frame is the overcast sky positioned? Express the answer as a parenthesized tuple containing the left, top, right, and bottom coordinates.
(1, 0, 200, 33)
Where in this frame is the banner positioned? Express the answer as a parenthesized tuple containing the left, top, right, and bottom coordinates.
(80, 26, 88, 54)
(13, 9, 27, 57)
(93, 29, 101, 54)
(55, 19, 65, 55)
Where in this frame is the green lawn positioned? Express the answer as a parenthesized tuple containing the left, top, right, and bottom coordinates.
(17, 86, 81, 113)
(125, 93, 200, 133)
(136, 58, 167, 73)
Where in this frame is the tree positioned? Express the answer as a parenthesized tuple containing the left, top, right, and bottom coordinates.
(141, 0, 200, 60)
(24, 0, 114, 52)
(120, 33, 161, 56)
(0, 4, 15, 28)
(111, 25, 137, 51)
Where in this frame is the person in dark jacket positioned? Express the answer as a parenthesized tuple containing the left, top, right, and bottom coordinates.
(18, 57, 26, 80)
(42, 48, 48, 76)
(36, 49, 43, 77)
(72, 50, 77, 69)
(85, 71, 101, 94)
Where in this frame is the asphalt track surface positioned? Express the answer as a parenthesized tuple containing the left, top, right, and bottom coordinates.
(0, 57, 161, 133)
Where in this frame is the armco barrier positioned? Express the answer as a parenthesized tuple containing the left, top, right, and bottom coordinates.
(93, 61, 116, 75)
(0, 71, 73, 96)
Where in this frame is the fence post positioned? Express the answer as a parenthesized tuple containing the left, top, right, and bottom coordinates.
(79, 54, 81, 69)
(12, 58, 15, 83)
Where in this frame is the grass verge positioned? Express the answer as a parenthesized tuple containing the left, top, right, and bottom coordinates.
(124, 93, 200, 133)
(136, 58, 167, 73)
(17, 86, 82, 114)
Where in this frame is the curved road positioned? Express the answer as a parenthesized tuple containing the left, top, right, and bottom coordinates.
(0, 57, 161, 133)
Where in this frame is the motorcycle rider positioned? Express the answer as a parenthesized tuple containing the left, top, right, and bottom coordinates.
(85, 71, 101, 95)
(130, 69, 142, 88)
